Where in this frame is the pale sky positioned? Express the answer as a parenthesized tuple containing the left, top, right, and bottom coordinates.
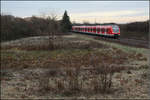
(1, 1, 149, 24)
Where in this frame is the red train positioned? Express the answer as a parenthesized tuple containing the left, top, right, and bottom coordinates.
(72, 25, 120, 38)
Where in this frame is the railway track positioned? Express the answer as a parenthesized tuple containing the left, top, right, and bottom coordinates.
(72, 32, 149, 48)
(94, 36, 149, 48)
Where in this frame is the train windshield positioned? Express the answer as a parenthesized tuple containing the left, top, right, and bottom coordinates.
(112, 28, 119, 33)
(112, 25, 119, 33)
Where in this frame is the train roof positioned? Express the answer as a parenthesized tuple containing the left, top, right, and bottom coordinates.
(72, 25, 119, 28)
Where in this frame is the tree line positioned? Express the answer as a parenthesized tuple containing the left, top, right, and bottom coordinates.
(119, 20, 149, 39)
(119, 20, 149, 33)
(1, 11, 72, 42)
(1, 10, 149, 41)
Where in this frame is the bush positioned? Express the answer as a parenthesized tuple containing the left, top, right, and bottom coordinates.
(1, 14, 61, 42)
(91, 64, 114, 93)
(119, 20, 149, 39)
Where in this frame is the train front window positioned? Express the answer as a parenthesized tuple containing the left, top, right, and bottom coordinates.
(113, 28, 119, 33)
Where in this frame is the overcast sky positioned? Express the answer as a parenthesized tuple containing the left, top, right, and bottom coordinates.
(1, 1, 149, 24)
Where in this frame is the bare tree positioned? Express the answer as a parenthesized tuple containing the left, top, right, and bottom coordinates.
(46, 14, 59, 50)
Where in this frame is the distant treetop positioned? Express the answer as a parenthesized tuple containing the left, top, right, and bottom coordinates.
(61, 10, 72, 32)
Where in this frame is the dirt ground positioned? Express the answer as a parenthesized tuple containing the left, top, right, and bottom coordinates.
(1, 33, 150, 99)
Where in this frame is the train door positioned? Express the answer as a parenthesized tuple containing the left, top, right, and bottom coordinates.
(85, 27, 87, 33)
(75, 27, 77, 31)
(72, 27, 74, 31)
(90, 27, 92, 33)
(78, 27, 80, 32)
(83, 27, 85, 32)
(93, 27, 96, 34)
(101, 28, 105, 35)
(80, 27, 82, 32)
(88, 27, 90, 32)
(106, 28, 111, 35)
(90, 27, 93, 33)
(104, 28, 106, 35)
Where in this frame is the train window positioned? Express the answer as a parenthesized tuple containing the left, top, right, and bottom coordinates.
(91, 28, 93, 32)
(93, 28, 96, 32)
(113, 28, 119, 33)
(88, 28, 90, 32)
(97, 28, 100, 32)
(85, 28, 87, 31)
(106, 28, 110, 33)
(101, 28, 105, 33)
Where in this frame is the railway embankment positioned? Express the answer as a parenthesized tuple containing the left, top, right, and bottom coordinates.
(1, 34, 149, 99)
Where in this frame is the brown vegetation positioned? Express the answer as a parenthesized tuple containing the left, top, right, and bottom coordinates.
(1, 34, 149, 99)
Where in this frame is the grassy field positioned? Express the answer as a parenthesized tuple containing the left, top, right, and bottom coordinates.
(1, 34, 149, 99)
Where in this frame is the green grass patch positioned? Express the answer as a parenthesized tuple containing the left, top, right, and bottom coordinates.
(74, 34, 148, 55)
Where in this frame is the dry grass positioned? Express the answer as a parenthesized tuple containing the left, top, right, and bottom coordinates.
(1, 35, 149, 99)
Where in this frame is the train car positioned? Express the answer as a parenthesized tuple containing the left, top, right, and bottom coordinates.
(72, 25, 120, 38)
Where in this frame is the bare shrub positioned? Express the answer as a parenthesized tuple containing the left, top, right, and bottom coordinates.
(1, 70, 12, 81)
(45, 13, 60, 50)
(38, 73, 50, 93)
(66, 68, 82, 94)
(89, 41, 108, 49)
(47, 67, 83, 96)
(55, 78, 65, 93)
(91, 64, 114, 93)
(56, 54, 83, 96)
(135, 53, 147, 61)
(21, 44, 50, 51)
(112, 66, 126, 73)
(139, 65, 149, 69)
(141, 69, 148, 79)
(38, 68, 59, 94)
(35, 51, 126, 96)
